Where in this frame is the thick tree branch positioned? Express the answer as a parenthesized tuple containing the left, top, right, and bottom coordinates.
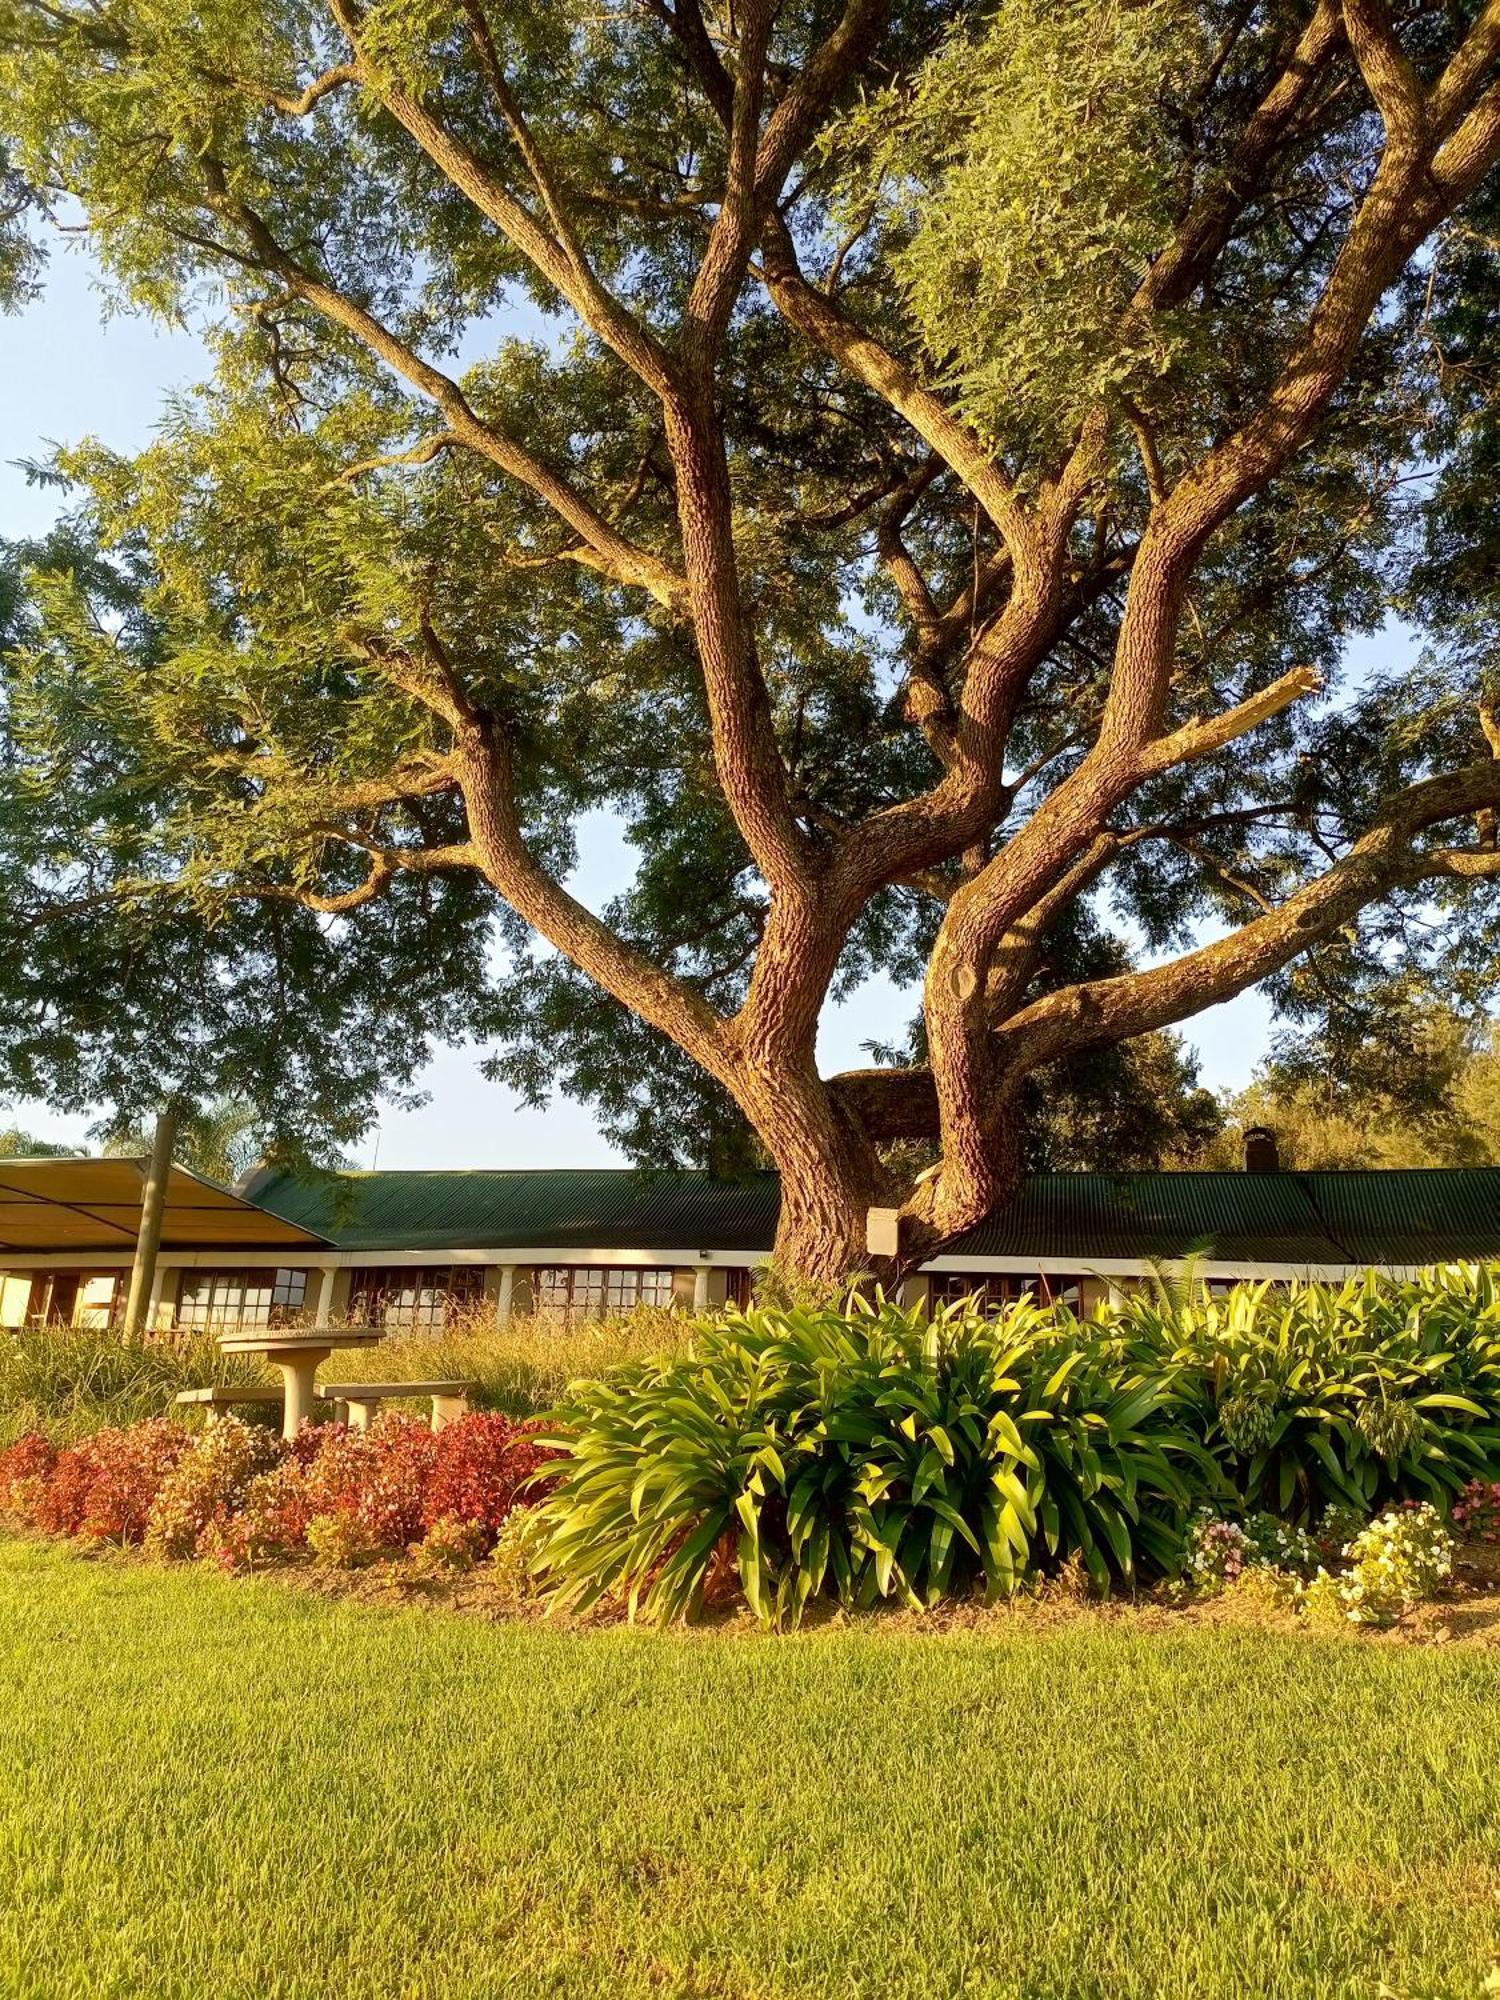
(456, 709, 734, 1078)
(996, 759, 1500, 1070)
(325, 0, 680, 400)
(337, 433, 457, 484)
(641, 0, 735, 127)
(196, 161, 686, 610)
(220, 61, 359, 117)
(1136, 664, 1324, 776)
(245, 837, 475, 915)
(758, 215, 1035, 561)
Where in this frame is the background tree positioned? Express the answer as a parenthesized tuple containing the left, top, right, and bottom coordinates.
(1, 0, 1499, 1281)
(1207, 989, 1500, 1167)
(0, 1126, 73, 1159)
(101, 1096, 296, 1183)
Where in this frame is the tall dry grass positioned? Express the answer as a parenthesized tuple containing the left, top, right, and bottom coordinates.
(0, 1303, 694, 1440)
(321, 1302, 693, 1416)
(0, 1328, 272, 1447)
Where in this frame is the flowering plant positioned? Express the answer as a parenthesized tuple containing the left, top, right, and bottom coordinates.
(1452, 1478, 1500, 1543)
(1182, 1512, 1252, 1593)
(1181, 1510, 1318, 1594)
(1313, 1502, 1369, 1564)
(1302, 1502, 1454, 1627)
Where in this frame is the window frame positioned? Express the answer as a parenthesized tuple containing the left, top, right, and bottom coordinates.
(931, 1272, 1085, 1314)
(346, 1264, 486, 1333)
(175, 1267, 309, 1331)
(534, 1265, 678, 1322)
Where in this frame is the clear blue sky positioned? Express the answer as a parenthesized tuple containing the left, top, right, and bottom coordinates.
(0, 241, 1276, 1166)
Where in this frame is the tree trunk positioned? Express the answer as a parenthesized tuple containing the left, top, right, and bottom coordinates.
(741, 1056, 888, 1291)
(891, 1096, 1027, 1282)
(770, 1163, 876, 1291)
(755, 1057, 1030, 1293)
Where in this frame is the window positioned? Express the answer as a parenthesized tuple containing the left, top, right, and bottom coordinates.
(24, 1272, 81, 1328)
(535, 1266, 676, 1322)
(347, 1266, 485, 1333)
(76, 1272, 126, 1328)
(176, 1268, 308, 1331)
(932, 1273, 1085, 1314)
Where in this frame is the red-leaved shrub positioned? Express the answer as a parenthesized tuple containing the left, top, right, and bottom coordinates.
(0, 1432, 57, 1511)
(4, 1407, 554, 1571)
(145, 1414, 283, 1559)
(29, 1445, 95, 1536)
(73, 1420, 192, 1543)
(203, 1462, 318, 1572)
(421, 1412, 552, 1546)
(1453, 1478, 1500, 1543)
(301, 1413, 438, 1552)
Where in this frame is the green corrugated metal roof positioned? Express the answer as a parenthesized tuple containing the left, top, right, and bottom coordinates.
(243, 1165, 1500, 1266)
(950, 1172, 1342, 1264)
(244, 1167, 782, 1254)
(1301, 1169, 1500, 1267)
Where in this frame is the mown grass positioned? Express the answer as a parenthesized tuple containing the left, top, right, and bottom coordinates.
(2, 1538, 1498, 2000)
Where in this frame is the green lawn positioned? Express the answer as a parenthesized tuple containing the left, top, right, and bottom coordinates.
(1, 1542, 1497, 2000)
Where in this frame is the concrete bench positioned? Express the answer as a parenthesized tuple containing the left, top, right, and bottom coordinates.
(318, 1380, 475, 1433)
(175, 1385, 283, 1410)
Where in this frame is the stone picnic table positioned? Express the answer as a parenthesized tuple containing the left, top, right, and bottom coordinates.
(215, 1327, 383, 1440)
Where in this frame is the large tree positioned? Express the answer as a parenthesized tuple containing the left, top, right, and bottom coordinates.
(1, 0, 1499, 1280)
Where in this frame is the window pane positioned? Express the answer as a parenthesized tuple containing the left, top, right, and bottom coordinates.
(536, 1269, 572, 1315)
(348, 1265, 481, 1332)
(603, 1270, 637, 1313)
(640, 1270, 675, 1307)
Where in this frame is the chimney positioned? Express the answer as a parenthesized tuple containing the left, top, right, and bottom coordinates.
(1243, 1125, 1279, 1174)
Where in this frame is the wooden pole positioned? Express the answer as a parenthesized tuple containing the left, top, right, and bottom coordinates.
(122, 1103, 179, 1338)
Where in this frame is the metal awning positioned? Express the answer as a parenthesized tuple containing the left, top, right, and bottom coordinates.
(0, 1157, 330, 1254)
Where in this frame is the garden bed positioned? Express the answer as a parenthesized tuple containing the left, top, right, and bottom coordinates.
(6, 1269, 1500, 1635)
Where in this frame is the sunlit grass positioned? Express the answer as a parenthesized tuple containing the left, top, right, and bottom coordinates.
(0, 1327, 270, 1446)
(322, 1302, 691, 1417)
(1, 1538, 1498, 1999)
(0, 1306, 690, 1442)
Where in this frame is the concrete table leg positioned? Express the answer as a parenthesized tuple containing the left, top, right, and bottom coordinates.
(273, 1347, 331, 1440)
(344, 1396, 381, 1433)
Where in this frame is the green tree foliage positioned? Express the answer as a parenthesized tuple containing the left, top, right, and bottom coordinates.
(0, 1127, 74, 1159)
(1208, 993, 1500, 1169)
(0, 140, 42, 308)
(834, 0, 1210, 460)
(0, 2, 1497, 1273)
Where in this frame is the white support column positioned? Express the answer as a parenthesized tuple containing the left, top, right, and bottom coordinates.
(313, 1266, 338, 1327)
(495, 1265, 516, 1329)
(693, 1264, 710, 1312)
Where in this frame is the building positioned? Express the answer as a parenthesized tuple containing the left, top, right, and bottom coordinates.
(3, 1146, 1500, 1332)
